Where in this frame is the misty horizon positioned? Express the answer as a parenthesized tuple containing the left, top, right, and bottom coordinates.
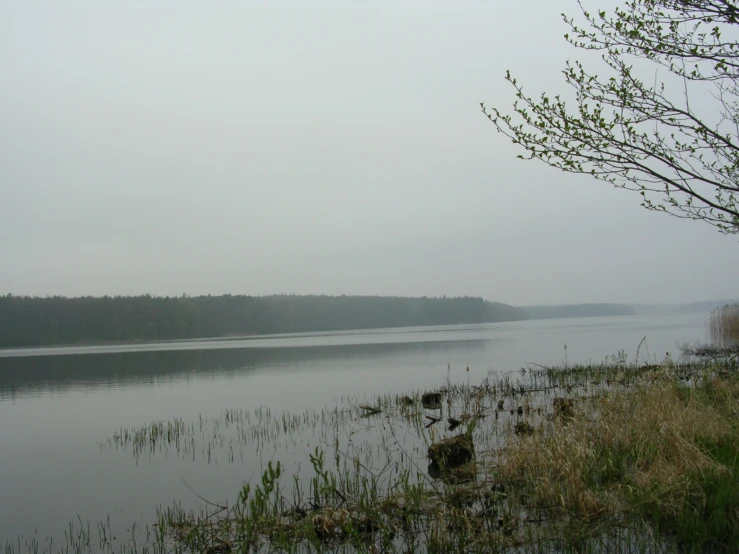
(1, 291, 736, 310)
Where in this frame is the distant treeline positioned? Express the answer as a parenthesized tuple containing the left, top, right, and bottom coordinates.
(632, 299, 739, 316)
(521, 303, 635, 320)
(0, 294, 528, 348)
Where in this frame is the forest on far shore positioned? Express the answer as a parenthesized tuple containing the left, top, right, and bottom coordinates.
(0, 294, 529, 348)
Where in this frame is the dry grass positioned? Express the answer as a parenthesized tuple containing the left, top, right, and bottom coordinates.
(496, 368, 739, 548)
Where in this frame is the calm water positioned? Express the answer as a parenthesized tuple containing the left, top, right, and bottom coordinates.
(0, 314, 707, 546)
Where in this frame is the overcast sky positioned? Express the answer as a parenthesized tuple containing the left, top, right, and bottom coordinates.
(1, 0, 737, 306)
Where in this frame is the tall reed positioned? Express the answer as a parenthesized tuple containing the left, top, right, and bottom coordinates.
(709, 303, 739, 346)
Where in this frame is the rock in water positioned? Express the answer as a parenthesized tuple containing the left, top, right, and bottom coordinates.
(428, 433, 474, 475)
(422, 392, 442, 409)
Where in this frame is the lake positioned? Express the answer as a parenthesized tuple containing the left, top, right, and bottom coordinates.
(0, 314, 707, 548)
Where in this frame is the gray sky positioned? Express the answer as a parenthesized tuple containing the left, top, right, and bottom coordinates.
(1, 0, 737, 306)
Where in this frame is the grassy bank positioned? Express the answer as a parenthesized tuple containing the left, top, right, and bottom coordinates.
(7, 358, 739, 553)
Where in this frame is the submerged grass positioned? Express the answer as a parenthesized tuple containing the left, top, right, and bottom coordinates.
(7, 357, 739, 553)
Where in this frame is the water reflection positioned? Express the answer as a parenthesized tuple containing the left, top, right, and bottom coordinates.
(0, 315, 708, 401)
(0, 340, 488, 400)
